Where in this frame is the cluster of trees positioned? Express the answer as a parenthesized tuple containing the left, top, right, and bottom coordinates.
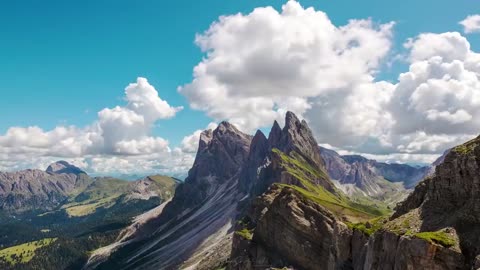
(0, 197, 164, 269)
(0, 233, 118, 270)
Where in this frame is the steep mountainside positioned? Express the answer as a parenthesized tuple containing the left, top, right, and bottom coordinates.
(230, 113, 387, 269)
(85, 122, 252, 270)
(388, 136, 480, 268)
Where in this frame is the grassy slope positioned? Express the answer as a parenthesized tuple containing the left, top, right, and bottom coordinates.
(0, 238, 57, 265)
(61, 176, 177, 217)
(272, 148, 387, 223)
(0, 175, 179, 268)
(146, 175, 178, 199)
(61, 178, 131, 217)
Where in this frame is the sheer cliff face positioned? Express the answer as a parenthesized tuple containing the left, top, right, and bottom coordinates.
(393, 136, 480, 266)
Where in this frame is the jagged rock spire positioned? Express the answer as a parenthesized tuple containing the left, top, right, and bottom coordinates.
(269, 111, 325, 168)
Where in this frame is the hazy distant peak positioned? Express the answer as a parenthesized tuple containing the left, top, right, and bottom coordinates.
(46, 160, 86, 175)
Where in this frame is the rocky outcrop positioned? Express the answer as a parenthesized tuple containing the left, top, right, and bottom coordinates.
(362, 230, 465, 270)
(231, 184, 466, 270)
(392, 136, 480, 267)
(231, 185, 353, 270)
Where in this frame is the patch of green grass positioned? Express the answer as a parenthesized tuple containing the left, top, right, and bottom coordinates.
(453, 137, 478, 154)
(64, 195, 120, 217)
(414, 230, 455, 247)
(235, 228, 253, 241)
(0, 238, 57, 265)
(272, 148, 386, 222)
(347, 217, 386, 236)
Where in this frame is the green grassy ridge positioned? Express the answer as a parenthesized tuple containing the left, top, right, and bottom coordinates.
(272, 148, 329, 183)
(346, 217, 386, 236)
(272, 148, 386, 222)
(59, 176, 177, 217)
(348, 217, 456, 248)
(413, 231, 455, 247)
(453, 136, 479, 154)
(0, 238, 57, 265)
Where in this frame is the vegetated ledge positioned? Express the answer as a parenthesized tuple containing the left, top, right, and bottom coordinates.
(453, 136, 479, 154)
(271, 148, 388, 222)
(235, 228, 253, 241)
(347, 216, 458, 248)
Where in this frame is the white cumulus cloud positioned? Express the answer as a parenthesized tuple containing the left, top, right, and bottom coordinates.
(460, 14, 480, 34)
(0, 77, 188, 175)
(179, 0, 393, 132)
(180, 2, 480, 163)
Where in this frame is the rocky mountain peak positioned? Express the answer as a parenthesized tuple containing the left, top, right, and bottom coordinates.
(216, 120, 239, 133)
(272, 111, 324, 168)
(167, 120, 252, 212)
(46, 160, 86, 175)
(242, 111, 336, 196)
(198, 129, 213, 152)
(267, 120, 282, 145)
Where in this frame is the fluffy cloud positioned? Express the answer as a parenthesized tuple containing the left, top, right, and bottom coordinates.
(0, 77, 187, 175)
(309, 32, 480, 157)
(388, 33, 480, 152)
(179, 0, 393, 132)
(314, 32, 480, 157)
(181, 1, 480, 163)
(460, 15, 480, 34)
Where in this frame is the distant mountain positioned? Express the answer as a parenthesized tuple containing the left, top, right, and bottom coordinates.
(0, 162, 92, 213)
(46, 161, 86, 175)
(318, 147, 433, 206)
(320, 147, 431, 189)
(0, 162, 179, 270)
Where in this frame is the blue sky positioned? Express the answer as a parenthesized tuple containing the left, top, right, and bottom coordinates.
(1, 0, 480, 174)
(1, 0, 478, 145)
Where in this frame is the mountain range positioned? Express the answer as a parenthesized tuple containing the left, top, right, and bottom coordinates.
(0, 162, 178, 269)
(1, 111, 478, 270)
(87, 111, 478, 270)
(319, 147, 436, 207)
